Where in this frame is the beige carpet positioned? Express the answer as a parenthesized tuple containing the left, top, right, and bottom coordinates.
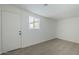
(2, 38, 79, 55)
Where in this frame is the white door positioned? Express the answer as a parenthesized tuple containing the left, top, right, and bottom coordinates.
(2, 9, 21, 53)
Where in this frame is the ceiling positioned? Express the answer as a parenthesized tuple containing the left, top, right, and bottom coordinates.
(14, 4, 79, 20)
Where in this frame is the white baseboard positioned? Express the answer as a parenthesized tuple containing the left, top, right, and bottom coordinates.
(0, 52, 2, 54)
(22, 38, 56, 48)
(57, 37, 79, 44)
(1, 38, 56, 53)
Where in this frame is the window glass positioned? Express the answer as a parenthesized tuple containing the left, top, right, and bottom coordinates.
(29, 16, 40, 29)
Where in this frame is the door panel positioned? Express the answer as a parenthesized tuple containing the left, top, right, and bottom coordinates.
(0, 8, 1, 54)
(2, 9, 21, 53)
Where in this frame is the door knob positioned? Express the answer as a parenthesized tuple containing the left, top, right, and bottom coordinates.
(19, 31, 21, 35)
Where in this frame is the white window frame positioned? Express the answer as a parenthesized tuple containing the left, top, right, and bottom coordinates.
(29, 16, 40, 29)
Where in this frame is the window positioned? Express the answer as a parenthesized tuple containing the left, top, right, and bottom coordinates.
(29, 16, 40, 29)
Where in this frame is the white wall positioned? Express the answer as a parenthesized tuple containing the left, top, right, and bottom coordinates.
(0, 5, 57, 52)
(56, 17, 79, 43)
(21, 10, 56, 48)
(14, 5, 57, 48)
